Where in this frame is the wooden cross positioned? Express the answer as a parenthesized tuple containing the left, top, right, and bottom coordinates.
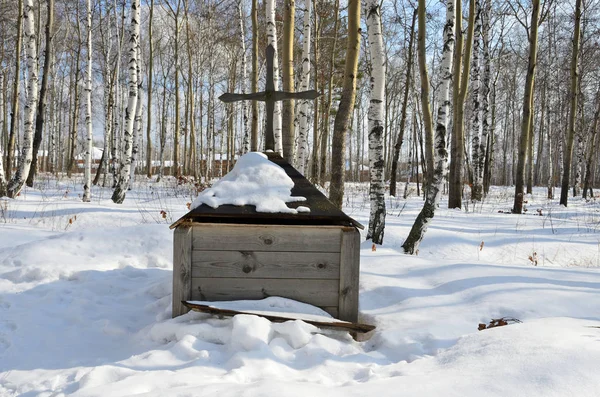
(219, 44, 319, 151)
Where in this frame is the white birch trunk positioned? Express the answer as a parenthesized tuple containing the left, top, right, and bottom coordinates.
(266, 0, 283, 154)
(111, 0, 139, 204)
(111, 81, 120, 187)
(574, 129, 583, 196)
(111, 2, 124, 188)
(7, 0, 38, 198)
(402, 0, 455, 254)
(83, 0, 93, 202)
(130, 44, 143, 187)
(102, 53, 112, 187)
(470, 0, 482, 201)
(546, 105, 553, 198)
(296, 0, 311, 174)
(365, 0, 386, 245)
(480, 0, 491, 196)
(239, 0, 250, 154)
(0, 73, 6, 196)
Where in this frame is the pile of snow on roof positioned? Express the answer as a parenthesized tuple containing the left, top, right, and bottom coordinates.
(191, 152, 307, 213)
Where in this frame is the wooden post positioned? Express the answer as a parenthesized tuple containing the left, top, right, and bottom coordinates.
(172, 225, 192, 317)
(338, 227, 360, 322)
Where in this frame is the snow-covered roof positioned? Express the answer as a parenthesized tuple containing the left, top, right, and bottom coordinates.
(171, 152, 363, 229)
(191, 152, 307, 214)
(75, 147, 104, 161)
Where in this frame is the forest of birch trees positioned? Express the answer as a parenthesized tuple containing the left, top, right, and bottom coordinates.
(0, 0, 598, 238)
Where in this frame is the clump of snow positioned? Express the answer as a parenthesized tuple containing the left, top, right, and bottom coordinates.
(230, 315, 274, 351)
(191, 152, 307, 213)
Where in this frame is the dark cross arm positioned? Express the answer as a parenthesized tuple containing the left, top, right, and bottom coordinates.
(220, 90, 319, 104)
(219, 92, 269, 103)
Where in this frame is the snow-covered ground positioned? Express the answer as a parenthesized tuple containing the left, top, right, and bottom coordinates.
(1, 175, 600, 396)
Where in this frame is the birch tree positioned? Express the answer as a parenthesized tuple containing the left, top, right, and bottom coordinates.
(480, 0, 492, 197)
(266, 0, 282, 154)
(130, 44, 143, 185)
(0, 135, 5, 196)
(27, 0, 54, 187)
(282, 0, 295, 162)
(146, 0, 154, 178)
(7, 0, 38, 198)
(389, 10, 416, 197)
(296, 0, 311, 174)
(329, 0, 360, 208)
(7, 0, 23, 181)
(239, 0, 250, 154)
(365, 0, 386, 245)
(83, 0, 93, 202)
(111, 0, 140, 204)
(470, 0, 483, 201)
(559, 0, 581, 207)
(250, 0, 259, 151)
(448, 0, 476, 209)
(402, 0, 455, 254)
(512, 0, 541, 214)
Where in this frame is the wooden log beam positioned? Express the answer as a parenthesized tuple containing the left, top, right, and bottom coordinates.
(182, 301, 376, 334)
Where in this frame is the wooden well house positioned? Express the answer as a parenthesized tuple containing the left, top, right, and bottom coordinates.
(170, 152, 364, 323)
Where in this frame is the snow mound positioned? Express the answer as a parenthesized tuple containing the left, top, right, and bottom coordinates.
(191, 152, 306, 213)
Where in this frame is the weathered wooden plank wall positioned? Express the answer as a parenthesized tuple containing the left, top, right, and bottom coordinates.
(338, 227, 360, 322)
(173, 223, 359, 322)
(192, 224, 342, 252)
(172, 226, 192, 317)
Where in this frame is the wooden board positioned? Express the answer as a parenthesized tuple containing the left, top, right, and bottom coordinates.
(172, 226, 193, 317)
(192, 224, 342, 253)
(191, 278, 339, 308)
(182, 301, 376, 334)
(191, 251, 340, 279)
(338, 227, 360, 323)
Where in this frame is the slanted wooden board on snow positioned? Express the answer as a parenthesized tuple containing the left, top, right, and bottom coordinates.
(182, 301, 376, 334)
(171, 152, 364, 323)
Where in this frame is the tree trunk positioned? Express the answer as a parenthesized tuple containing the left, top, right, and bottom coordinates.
(319, 0, 340, 185)
(265, 0, 283, 154)
(329, 0, 360, 209)
(83, 0, 92, 202)
(470, 0, 482, 201)
(526, 92, 534, 194)
(111, 0, 140, 204)
(512, 0, 540, 214)
(365, 0, 386, 245)
(130, 44, 143, 186)
(174, 17, 180, 177)
(146, 0, 154, 178)
(583, 86, 600, 199)
(7, 0, 38, 198)
(296, 0, 311, 175)
(389, 10, 416, 197)
(250, 0, 259, 151)
(448, 0, 476, 209)
(282, 0, 295, 162)
(480, 0, 492, 197)
(238, 0, 250, 155)
(0, 73, 6, 196)
(27, 0, 54, 187)
(559, 0, 581, 207)
(7, 0, 23, 180)
(402, 0, 454, 254)
(310, 9, 320, 181)
(185, 0, 196, 178)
